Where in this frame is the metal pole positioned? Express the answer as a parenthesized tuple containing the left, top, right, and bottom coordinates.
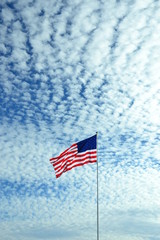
(96, 132, 99, 240)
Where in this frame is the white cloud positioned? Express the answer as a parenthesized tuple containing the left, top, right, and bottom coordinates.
(1, 7, 15, 23)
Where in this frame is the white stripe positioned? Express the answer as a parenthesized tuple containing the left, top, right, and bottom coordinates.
(51, 148, 77, 164)
(77, 149, 97, 154)
(56, 157, 97, 175)
(55, 152, 97, 175)
(54, 153, 77, 170)
(54, 151, 96, 170)
(66, 158, 97, 170)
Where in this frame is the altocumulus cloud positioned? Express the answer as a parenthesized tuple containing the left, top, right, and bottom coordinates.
(0, 0, 160, 239)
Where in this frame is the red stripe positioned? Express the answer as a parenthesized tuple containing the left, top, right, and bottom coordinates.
(55, 160, 97, 178)
(65, 158, 97, 171)
(54, 157, 97, 175)
(52, 150, 77, 166)
(52, 149, 96, 165)
(54, 153, 97, 174)
(54, 155, 76, 171)
(66, 160, 97, 171)
(50, 143, 77, 162)
(76, 150, 97, 157)
(54, 152, 96, 171)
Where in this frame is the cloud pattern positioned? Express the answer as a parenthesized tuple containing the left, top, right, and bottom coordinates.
(1, 0, 160, 239)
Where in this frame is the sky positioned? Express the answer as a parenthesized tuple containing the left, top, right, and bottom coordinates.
(0, 0, 160, 239)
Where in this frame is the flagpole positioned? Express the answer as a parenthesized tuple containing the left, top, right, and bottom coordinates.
(96, 132, 99, 240)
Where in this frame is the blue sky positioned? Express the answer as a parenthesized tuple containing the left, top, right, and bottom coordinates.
(1, 0, 160, 239)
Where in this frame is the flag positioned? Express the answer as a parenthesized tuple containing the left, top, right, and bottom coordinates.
(50, 134, 97, 178)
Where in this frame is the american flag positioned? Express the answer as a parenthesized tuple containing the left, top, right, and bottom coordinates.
(50, 134, 97, 178)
